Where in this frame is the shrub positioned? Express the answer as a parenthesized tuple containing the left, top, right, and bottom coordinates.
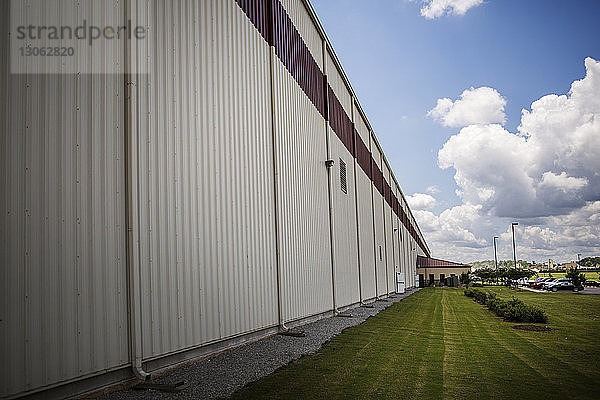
(473, 290, 488, 305)
(463, 289, 548, 324)
(463, 288, 481, 298)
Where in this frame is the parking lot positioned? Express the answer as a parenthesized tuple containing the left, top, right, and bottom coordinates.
(520, 285, 600, 295)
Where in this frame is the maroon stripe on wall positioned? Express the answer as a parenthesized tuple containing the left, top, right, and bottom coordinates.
(372, 162, 384, 196)
(327, 85, 354, 155)
(271, 0, 326, 117)
(235, 0, 272, 45)
(234, 0, 429, 257)
(383, 180, 392, 207)
(392, 194, 399, 215)
(354, 129, 371, 178)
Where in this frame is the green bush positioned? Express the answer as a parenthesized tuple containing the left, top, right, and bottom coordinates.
(463, 289, 548, 323)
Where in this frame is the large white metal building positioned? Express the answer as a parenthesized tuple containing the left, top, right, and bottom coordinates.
(0, 0, 430, 398)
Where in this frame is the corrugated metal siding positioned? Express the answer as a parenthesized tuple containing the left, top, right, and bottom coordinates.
(370, 142, 387, 296)
(383, 165, 395, 294)
(353, 103, 370, 147)
(325, 51, 352, 116)
(327, 84, 354, 156)
(1, 0, 432, 397)
(1, 2, 129, 397)
(235, 0, 272, 44)
(272, 57, 333, 322)
(391, 186, 400, 291)
(354, 155, 377, 301)
(401, 197, 413, 287)
(272, 0, 326, 118)
(279, 0, 323, 70)
(131, 0, 278, 359)
(330, 134, 360, 308)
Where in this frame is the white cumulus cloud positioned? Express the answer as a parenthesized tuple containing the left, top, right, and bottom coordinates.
(416, 58, 600, 263)
(539, 172, 588, 192)
(420, 0, 483, 19)
(428, 87, 507, 127)
(414, 203, 489, 250)
(407, 193, 437, 210)
(436, 58, 600, 218)
(426, 185, 440, 194)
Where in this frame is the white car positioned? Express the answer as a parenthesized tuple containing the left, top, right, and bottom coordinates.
(543, 278, 570, 291)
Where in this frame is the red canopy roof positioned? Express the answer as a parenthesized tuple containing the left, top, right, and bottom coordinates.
(417, 255, 471, 268)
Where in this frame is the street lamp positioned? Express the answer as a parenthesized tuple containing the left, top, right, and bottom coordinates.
(511, 222, 518, 269)
(493, 236, 499, 271)
(493, 236, 499, 284)
(577, 253, 581, 269)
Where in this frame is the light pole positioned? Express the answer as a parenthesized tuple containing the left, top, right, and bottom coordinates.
(493, 236, 499, 284)
(511, 222, 518, 269)
(493, 236, 499, 270)
(577, 253, 581, 269)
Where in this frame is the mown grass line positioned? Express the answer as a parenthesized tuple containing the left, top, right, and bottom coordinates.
(228, 288, 600, 400)
(441, 289, 486, 399)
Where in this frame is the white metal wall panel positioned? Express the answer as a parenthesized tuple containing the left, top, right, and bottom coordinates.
(370, 142, 387, 297)
(330, 135, 360, 308)
(352, 102, 376, 300)
(383, 164, 395, 294)
(403, 196, 416, 287)
(355, 165, 377, 301)
(272, 58, 333, 322)
(392, 186, 402, 292)
(406, 194, 418, 286)
(280, 0, 324, 70)
(131, 0, 279, 359)
(1, 2, 129, 397)
(325, 51, 353, 116)
(398, 194, 407, 287)
(400, 224, 409, 288)
(353, 103, 370, 146)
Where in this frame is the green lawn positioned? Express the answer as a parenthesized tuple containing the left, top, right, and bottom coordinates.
(229, 287, 600, 400)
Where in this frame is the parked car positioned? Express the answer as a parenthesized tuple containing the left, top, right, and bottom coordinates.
(584, 280, 599, 287)
(547, 281, 574, 291)
(545, 278, 584, 292)
(543, 278, 569, 291)
(527, 277, 545, 287)
(532, 277, 555, 289)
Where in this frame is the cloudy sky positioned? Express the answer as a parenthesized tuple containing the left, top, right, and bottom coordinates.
(311, 0, 600, 264)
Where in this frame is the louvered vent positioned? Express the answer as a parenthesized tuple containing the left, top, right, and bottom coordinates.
(339, 158, 347, 194)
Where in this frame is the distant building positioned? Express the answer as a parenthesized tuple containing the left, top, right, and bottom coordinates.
(541, 259, 555, 270)
(562, 262, 579, 270)
(416, 256, 471, 286)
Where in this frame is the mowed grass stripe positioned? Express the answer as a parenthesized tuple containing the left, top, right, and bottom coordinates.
(410, 289, 444, 399)
(445, 289, 550, 399)
(441, 290, 486, 399)
(229, 288, 600, 400)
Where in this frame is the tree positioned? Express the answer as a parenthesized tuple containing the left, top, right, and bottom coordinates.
(565, 267, 586, 290)
(460, 272, 471, 286)
(580, 256, 600, 268)
(503, 268, 535, 288)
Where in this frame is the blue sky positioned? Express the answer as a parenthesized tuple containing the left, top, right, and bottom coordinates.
(311, 0, 600, 264)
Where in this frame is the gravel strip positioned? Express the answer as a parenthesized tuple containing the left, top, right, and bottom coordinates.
(99, 288, 420, 400)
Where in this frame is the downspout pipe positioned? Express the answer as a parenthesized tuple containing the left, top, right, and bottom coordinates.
(267, 12, 289, 332)
(124, 1, 150, 381)
(349, 99, 367, 306)
(322, 43, 340, 315)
